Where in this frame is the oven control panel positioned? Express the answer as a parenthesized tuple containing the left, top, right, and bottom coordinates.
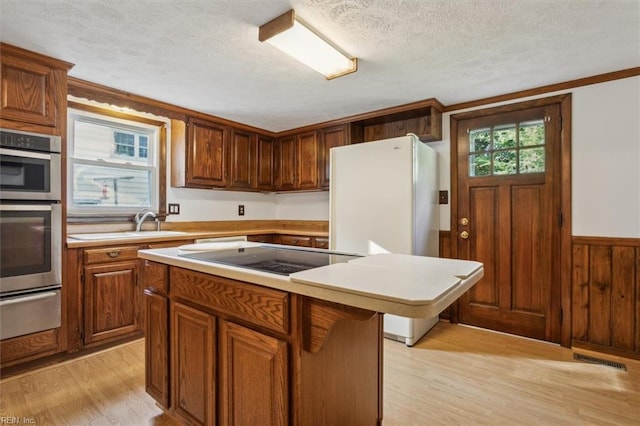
(0, 129, 61, 153)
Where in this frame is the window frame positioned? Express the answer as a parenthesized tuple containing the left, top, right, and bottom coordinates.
(67, 101, 167, 221)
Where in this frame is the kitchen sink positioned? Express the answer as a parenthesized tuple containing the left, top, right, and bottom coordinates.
(69, 231, 188, 240)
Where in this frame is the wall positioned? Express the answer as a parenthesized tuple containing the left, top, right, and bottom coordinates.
(271, 77, 640, 231)
(164, 186, 276, 222)
(270, 76, 640, 234)
(438, 75, 640, 237)
(76, 76, 640, 230)
(275, 192, 329, 220)
(571, 77, 640, 237)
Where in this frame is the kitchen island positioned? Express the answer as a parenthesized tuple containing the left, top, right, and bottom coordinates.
(138, 244, 482, 425)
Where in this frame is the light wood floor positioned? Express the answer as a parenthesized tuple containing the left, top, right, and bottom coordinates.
(1, 322, 638, 425)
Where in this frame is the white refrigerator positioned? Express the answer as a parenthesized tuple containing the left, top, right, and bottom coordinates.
(329, 134, 439, 346)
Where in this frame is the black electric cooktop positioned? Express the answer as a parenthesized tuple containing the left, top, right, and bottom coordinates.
(179, 245, 361, 276)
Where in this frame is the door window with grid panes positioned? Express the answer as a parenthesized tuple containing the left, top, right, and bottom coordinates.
(469, 119, 545, 177)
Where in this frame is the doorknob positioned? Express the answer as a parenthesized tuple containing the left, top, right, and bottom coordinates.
(460, 230, 470, 239)
(460, 217, 469, 226)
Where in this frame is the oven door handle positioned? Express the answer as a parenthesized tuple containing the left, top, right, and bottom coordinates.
(0, 147, 55, 160)
(0, 291, 59, 306)
(0, 204, 54, 211)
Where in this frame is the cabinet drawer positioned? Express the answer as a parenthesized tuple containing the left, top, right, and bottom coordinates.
(313, 237, 329, 249)
(278, 235, 312, 247)
(84, 246, 140, 265)
(143, 260, 169, 294)
(145, 239, 194, 249)
(247, 234, 275, 244)
(171, 268, 289, 334)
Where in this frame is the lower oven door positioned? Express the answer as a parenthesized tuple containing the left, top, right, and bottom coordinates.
(0, 287, 61, 340)
(0, 203, 62, 293)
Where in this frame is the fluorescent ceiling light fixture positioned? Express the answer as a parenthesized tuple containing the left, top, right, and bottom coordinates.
(259, 9, 357, 80)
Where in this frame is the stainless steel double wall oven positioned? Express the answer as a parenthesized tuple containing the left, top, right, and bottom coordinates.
(0, 128, 62, 340)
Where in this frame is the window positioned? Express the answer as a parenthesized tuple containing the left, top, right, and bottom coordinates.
(469, 119, 545, 177)
(114, 131, 149, 160)
(68, 108, 160, 216)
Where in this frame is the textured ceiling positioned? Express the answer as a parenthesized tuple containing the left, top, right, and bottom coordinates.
(1, 0, 638, 132)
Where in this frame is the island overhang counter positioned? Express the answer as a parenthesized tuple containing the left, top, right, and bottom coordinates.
(138, 245, 483, 425)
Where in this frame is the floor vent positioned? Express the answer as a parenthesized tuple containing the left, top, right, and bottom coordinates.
(573, 353, 627, 371)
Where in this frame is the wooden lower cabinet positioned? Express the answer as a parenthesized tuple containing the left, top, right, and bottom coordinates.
(144, 262, 383, 425)
(171, 301, 217, 425)
(313, 237, 329, 249)
(280, 234, 329, 249)
(144, 290, 169, 408)
(277, 234, 312, 247)
(82, 261, 140, 345)
(250, 234, 328, 249)
(219, 321, 288, 426)
(0, 328, 62, 369)
(246, 234, 276, 244)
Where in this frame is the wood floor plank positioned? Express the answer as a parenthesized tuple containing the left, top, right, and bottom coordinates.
(1, 322, 638, 425)
(383, 322, 640, 425)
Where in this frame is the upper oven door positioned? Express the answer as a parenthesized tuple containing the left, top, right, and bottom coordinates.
(0, 204, 62, 293)
(0, 148, 61, 201)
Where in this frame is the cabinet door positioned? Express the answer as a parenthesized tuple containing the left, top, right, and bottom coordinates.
(83, 261, 140, 345)
(219, 320, 288, 426)
(145, 291, 169, 408)
(275, 136, 296, 191)
(229, 128, 256, 190)
(256, 135, 274, 190)
(296, 131, 319, 189)
(187, 117, 228, 188)
(0, 53, 57, 127)
(171, 302, 216, 426)
(319, 125, 349, 189)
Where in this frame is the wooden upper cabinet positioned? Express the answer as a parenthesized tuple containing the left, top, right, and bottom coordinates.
(350, 101, 443, 143)
(0, 43, 72, 131)
(229, 128, 256, 190)
(275, 136, 296, 191)
(256, 134, 274, 190)
(173, 118, 272, 192)
(296, 131, 319, 190)
(319, 125, 349, 189)
(186, 117, 228, 188)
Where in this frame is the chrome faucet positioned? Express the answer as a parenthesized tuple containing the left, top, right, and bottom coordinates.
(134, 208, 158, 232)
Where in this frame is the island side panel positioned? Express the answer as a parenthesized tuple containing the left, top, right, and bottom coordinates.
(297, 298, 383, 426)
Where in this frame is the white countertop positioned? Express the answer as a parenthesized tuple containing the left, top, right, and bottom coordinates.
(138, 244, 483, 318)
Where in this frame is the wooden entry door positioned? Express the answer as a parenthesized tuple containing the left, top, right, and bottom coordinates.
(454, 102, 562, 343)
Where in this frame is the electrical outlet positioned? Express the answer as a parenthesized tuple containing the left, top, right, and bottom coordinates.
(238, 204, 245, 216)
(438, 191, 448, 205)
(168, 203, 180, 214)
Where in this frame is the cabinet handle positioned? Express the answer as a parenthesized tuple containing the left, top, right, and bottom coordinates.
(107, 251, 121, 258)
